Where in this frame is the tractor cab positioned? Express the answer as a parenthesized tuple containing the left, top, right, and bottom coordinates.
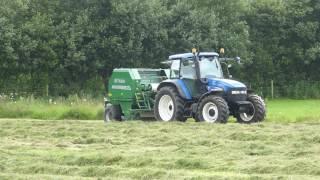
(168, 52, 223, 80)
(165, 51, 246, 100)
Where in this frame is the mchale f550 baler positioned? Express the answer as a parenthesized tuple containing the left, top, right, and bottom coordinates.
(104, 49, 266, 123)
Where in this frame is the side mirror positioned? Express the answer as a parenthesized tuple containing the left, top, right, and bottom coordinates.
(235, 57, 241, 64)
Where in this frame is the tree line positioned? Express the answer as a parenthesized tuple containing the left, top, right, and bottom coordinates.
(0, 0, 319, 98)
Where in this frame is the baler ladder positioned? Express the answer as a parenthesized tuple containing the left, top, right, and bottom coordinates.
(135, 92, 151, 110)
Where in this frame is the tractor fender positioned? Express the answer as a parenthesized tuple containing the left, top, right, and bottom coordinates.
(157, 80, 192, 100)
(190, 88, 225, 114)
(198, 88, 224, 103)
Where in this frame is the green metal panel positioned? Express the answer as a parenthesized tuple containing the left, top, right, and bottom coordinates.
(108, 69, 139, 118)
(108, 68, 168, 120)
(108, 69, 139, 100)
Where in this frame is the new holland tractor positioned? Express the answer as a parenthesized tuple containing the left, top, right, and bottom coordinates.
(104, 49, 266, 123)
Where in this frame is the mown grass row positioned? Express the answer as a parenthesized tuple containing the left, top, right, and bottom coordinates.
(0, 119, 320, 179)
(1, 97, 320, 122)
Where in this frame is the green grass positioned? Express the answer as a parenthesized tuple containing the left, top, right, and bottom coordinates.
(0, 97, 104, 120)
(0, 119, 320, 179)
(266, 99, 320, 123)
(1, 98, 320, 123)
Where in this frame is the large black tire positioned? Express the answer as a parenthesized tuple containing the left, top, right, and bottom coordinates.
(154, 86, 187, 122)
(196, 95, 229, 123)
(236, 94, 266, 124)
(104, 104, 122, 123)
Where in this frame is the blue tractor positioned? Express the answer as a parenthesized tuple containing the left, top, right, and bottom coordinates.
(154, 49, 266, 123)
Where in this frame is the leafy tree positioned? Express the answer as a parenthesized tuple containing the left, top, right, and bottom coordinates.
(0, 0, 319, 98)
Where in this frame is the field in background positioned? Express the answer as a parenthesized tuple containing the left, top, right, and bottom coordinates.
(0, 96, 105, 120)
(0, 119, 320, 179)
(267, 99, 320, 123)
(0, 98, 320, 123)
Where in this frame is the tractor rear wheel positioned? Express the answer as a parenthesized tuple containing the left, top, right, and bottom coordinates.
(236, 94, 266, 124)
(104, 104, 122, 123)
(196, 95, 229, 123)
(154, 87, 186, 122)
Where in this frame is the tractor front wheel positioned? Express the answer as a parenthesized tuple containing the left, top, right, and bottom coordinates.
(196, 95, 229, 123)
(104, 104, 122, 123)
(236, 94, 266, 124)
(154, 87, 186, 122)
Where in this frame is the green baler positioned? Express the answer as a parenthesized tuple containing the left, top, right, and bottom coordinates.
(105, 68, 169, 121)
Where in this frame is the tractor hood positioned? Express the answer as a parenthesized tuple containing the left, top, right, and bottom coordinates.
(207, 78, 246, 92)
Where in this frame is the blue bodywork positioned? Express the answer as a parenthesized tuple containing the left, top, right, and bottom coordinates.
(207, 78, 246, 92)
(175, 78, 247, 100)
(177, 79, 192, 99)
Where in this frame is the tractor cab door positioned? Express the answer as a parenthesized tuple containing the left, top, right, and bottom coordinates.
(180, 59, 200, 98)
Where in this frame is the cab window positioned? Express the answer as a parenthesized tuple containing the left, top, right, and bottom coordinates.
(170, 60, 180, 79)
(180, 59, 196, 79)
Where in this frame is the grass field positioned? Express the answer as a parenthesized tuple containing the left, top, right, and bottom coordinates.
(1, 119, 320, 179)
(267, 99, 320, 123)
(1, 99, 320, 123)
(1, 99, 320, 179)
(0, 97, 104, 120)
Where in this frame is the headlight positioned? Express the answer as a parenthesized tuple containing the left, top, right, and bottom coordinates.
(231, 90, 247, 95)
(207, 86, 224, 92)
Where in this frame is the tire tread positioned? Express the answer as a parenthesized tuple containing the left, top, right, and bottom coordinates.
(236, 94, 266, 123)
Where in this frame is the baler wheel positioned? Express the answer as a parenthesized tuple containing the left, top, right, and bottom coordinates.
(104, 104, 122, 123)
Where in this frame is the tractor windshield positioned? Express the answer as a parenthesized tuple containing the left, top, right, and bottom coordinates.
(199, 56, 223, 78)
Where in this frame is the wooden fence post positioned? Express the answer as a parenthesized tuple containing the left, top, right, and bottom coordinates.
(271, 80, 274, 99)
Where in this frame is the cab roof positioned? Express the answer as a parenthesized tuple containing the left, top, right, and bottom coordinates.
(169, 52, 219, 60)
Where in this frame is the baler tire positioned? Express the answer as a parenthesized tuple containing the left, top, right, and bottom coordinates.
(154, 86, 186, 122)
(196, 95, 229, 123)
(104, 104, 122, 123)
(236, 94, 266, 124)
